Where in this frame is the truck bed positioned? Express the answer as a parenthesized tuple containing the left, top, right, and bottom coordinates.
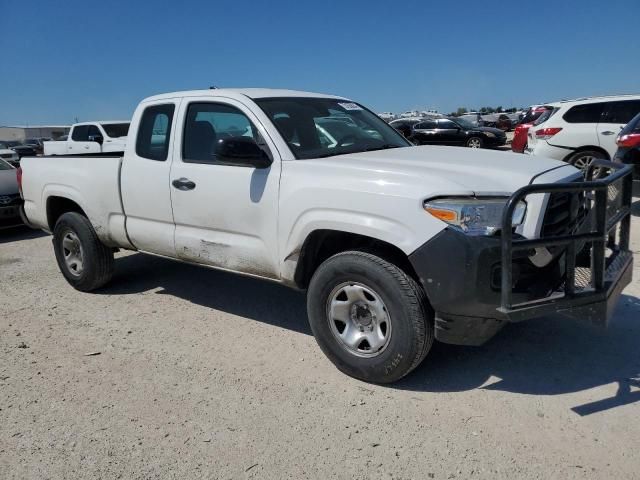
(20, 154, 132, 248)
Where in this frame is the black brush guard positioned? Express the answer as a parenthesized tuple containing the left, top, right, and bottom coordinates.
(499, 161, 634, 325)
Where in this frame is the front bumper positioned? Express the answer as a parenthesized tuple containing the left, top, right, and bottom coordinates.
(524, 141, 569, 161)
(486, 136, 507, 147)
(0, 204, 23, 228)
(409, 161, 634, 346)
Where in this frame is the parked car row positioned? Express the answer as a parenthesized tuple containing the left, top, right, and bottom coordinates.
(0, 140, 41, 165)
(511, 106, 553, 153)
(389, 117, 507, 149)
(456, 112, 522, 131)
(520, 95, 640, 177)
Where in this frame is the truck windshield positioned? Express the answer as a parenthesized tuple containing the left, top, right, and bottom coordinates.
(101, 123, 130, 138)
(255, 97, 411, 159)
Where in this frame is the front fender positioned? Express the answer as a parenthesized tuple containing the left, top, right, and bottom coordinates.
(284, 207, 430, 258)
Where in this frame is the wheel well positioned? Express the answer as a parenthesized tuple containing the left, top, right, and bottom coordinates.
(293, 230, 418, 289)
(46, 196, 86, 231)
(563, 145, 610, 163)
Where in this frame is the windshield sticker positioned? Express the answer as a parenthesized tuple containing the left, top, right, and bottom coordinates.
(338, 102, 363, 111)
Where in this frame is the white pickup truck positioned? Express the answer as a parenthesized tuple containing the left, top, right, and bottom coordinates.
(43, 121, 130, 156)
(19, 88, 634, 383)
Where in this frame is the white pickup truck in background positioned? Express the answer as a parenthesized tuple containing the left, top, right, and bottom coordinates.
(18, 88, 634, 383)
(43, 121, 130, 156)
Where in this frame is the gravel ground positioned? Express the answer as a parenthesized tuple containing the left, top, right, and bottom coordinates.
(1, 198, 640, 479)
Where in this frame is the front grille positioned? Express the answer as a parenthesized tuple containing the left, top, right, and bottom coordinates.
(0, 194, 21, 206)
(0, 153, 15, 159)
(541, 190, 587, 237)
(606, 179, 624, 222)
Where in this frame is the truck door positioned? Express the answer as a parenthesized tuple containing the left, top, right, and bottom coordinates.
(120, 101, 179, 257)
(169, 97, 282, 279)
(67, 125, 101, 154)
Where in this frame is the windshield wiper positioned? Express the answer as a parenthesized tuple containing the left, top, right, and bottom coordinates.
(360, 144, 402, 152)
(314, 151, 348, 158)
(311, 144, 402, 159)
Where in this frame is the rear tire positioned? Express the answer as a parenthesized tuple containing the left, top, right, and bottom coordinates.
(53, 212, 114, 292)
(307, 251, 434, 383)
(568, 150, 607, 178)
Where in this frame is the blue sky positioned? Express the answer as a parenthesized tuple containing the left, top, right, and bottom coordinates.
(1, 0, 638, 125)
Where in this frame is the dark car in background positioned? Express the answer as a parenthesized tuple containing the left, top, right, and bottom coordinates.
(614, 111, 640, 179)
(409, 117, 507, 148)
(0, 140, 38, 163)
(23, 138, 46, 155)
(0, 158, 22, 228)
(511, 106, 552, 153)
(388, 118, 422, 138)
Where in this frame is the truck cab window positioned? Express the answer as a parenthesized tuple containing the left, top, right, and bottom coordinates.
(71, 125, 89, 141)
(87, 125, 102, 142)
(136, 104, 175, 161)
(183, 102, 259, 164)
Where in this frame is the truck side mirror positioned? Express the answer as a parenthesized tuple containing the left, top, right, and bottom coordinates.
(215, 136, 272, 169)
(89, 135, 104, 145)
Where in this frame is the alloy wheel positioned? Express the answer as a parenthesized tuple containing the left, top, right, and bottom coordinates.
(61, 230, 84, 276)
(326, 282, 392, 357)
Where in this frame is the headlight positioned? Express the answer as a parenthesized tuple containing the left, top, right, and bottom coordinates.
(423, 198, 527, 236)
(483, 132, 496, 138)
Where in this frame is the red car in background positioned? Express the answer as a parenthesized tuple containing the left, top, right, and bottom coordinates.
(511, 106, 552, 153)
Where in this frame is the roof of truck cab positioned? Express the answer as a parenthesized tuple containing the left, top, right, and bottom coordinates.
(73, 120, 130, 126)
(141, 88, 348, 103)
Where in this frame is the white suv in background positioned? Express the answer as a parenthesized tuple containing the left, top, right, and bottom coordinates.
(525, 95, 640, 173)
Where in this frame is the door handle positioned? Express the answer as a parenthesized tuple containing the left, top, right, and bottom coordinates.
(172, 178, 196, 190)
(601, 131, 616, 136)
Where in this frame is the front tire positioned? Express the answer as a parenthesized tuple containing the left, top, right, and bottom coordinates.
(307, 251, 434, 383)
(466, 136, 483, 148)
(53, 212, 114, 292)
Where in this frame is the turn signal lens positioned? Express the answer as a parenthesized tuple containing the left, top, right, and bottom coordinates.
(424, 207, 457, 222)
(424, 198, 527, 236)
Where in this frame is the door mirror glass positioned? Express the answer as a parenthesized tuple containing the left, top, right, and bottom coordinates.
(216, 136, 272, 168)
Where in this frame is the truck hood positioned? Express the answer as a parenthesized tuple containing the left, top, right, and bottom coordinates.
(311, 145, 577, 195)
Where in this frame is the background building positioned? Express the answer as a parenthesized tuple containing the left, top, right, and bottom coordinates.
(0, 125, 71, 141)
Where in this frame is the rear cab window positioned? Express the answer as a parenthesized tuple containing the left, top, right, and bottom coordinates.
(136, 104, 175, 161)
(101, 123, 130, 138)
